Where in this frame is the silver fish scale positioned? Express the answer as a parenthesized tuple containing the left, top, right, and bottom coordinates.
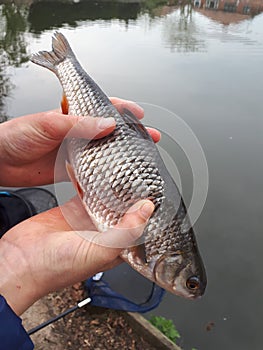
(67, 127, 165, 235)
(144, 203, 194, 260)
(58, 59, 117, 118)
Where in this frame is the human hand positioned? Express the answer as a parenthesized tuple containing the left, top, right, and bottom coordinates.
(0, 98, 161, 187)
(0, 198, 154, 315)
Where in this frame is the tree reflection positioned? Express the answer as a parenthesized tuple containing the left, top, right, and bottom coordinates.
(28, 0, 141, 34)
(0, 3, 29, 121)
(0, 0, 258, 121)
(161, 4, 206, 53)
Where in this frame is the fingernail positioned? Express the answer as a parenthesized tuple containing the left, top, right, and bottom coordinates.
(98, 117, 115, 130)
(140, 201, 154, 220)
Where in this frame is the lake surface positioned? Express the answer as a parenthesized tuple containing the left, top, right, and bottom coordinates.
(1, 1, 263, 349)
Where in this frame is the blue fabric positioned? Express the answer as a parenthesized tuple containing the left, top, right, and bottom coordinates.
(0, 296, 34, 350)
(85, 278, 165, 313)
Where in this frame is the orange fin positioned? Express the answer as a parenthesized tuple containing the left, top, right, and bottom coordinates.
(61, 94, 69, 115)
(66, 161, 84, 200)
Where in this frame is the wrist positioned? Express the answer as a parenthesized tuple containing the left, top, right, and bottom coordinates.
(0, 237, 38, 315)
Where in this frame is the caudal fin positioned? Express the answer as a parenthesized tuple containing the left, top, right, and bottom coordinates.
(30, 32, 75, 73)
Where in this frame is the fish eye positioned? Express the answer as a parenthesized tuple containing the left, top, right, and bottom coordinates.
(186, 276, 200, 290)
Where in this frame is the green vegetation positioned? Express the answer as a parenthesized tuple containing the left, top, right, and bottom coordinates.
(142, 0, 167, 12)
(149, 315, 181, 344)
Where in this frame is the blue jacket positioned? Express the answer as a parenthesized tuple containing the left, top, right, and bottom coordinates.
(0, 296, 34, 350)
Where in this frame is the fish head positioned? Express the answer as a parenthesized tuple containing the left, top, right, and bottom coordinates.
(153, 249, 207, 299)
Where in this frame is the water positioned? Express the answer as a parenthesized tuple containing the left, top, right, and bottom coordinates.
(1, 1, 263, 349)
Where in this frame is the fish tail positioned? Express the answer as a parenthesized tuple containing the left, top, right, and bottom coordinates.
(30, 32, 75, 73)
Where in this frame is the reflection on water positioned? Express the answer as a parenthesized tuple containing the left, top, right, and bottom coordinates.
(1, 1, 263, 350)
(161, 4, 207, 52)
(0, 3, 28, 120)
(28, 0, 141, 33)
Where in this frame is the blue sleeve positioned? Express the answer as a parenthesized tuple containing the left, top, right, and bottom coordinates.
(0, 295, 34, 350)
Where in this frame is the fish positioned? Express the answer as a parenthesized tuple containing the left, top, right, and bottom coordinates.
(31, 32, 206, 299)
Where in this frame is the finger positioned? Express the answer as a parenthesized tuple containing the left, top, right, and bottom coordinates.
(110, 97, 144, 119)
(83, 200, 155, 249)
(146, 127, 161, 143)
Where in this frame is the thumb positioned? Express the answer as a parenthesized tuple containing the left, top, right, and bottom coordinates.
(103, 199, 155, 248)
(66, 115, 116, 139)
(40, 111, 116, 141)
(77, 200, 154, 249)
